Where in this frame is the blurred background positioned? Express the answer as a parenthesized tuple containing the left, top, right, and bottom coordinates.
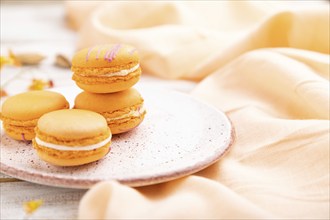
(1, 1, 76, 97)
(1, 1, 200, 100)
(1, 0, 329, 98)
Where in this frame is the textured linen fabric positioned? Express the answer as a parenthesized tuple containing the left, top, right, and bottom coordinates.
(65, 1, 330, 219)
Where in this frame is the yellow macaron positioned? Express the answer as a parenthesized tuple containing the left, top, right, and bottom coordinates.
(32, 109, 112, 166)
(71, 44, 141, 93)
(1, 91, 69, 141)
(74, 88, 146, 134)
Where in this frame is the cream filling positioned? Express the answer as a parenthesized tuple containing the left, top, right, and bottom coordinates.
(77, 64, 140, 77)
(35, 135, 111, 151)
(106, 105, 146, 122)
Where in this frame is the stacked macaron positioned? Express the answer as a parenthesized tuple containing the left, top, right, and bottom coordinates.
(71, 44, 146, 134)
(1, 43, 145, 167)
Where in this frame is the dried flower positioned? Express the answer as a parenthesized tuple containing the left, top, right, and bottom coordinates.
(0, 56, 14, 70)
(0, 89, 8, 97)
(8, 50, 22, 66)
(28, 79, 54, 91)
(9, 50, 45, 66)
(23, 199, 43, 215)
(55, 54, 71, 68)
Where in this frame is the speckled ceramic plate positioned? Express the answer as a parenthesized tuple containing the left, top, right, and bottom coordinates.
(0, 86, 234, 188)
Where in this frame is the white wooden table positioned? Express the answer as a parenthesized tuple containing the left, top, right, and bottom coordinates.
(0, 2, 195, 219)
(1, 3, 86, 219)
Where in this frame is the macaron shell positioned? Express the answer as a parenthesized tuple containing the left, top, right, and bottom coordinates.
(74, 73, 140, 93)
(3, 123, 35, 141)
(1, 91, 69, 121)
(72, 44, 139, 68)
(1, 117, 38, 127)
(37, 109, 109, 140)
(33, 142, 110, 166)
(110, 112, 146, 134)
(74, 88, 144, 113)
(1, 116, 37, 140)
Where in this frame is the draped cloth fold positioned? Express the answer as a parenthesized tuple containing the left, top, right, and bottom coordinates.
(65, 1, 329, 219)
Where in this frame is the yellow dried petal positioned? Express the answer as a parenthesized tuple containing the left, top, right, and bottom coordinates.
(0, 89, 8, 97)
(28, 79, 52, 91)
(23, 199, 43, 214)
(8, 50, 22, 66)
(0, 56, 14, 69)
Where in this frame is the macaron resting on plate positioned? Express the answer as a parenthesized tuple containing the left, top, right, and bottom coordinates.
(74, 88, 146, 134)
(0, 91, 69, 141)
(71, 44, 142, 93)
(32, 109, 112, 166)
(1, 86, 234, 188)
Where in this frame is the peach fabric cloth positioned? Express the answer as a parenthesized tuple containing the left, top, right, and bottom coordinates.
(66, 1, 330, 219)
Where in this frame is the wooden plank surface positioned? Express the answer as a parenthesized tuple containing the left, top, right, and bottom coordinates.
(0, 2, 87, 219)
(1, 181, 86, 219)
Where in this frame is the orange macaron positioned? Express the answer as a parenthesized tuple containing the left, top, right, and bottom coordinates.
(71, 44, 141, 93)
(0, 91, 69, 141)
(32, 109, 112, 166)
(74, 88, 146, 134)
